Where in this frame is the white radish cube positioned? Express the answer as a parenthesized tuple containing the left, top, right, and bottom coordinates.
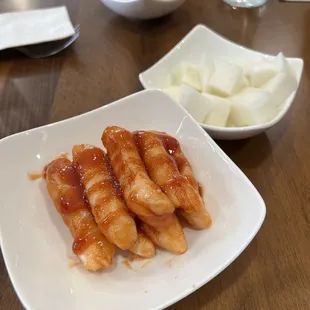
(202, 94, 231, 127)
(235, 75, 250, 93)
(172, 63, 202, 91)
(234, 58, 253, 77)
(163, 86, 180, 102)
(200, 56, 214, 93)
(249, 60, 279, 87)
(181, 90, 211, 123)
(208, 59, 243, 97)
(274, 52, 297, 78)
(229, 88, 276, 126)
(263, 71, 297, 108)
(262, 54, 298, 109)
(163, 85, 197, 105)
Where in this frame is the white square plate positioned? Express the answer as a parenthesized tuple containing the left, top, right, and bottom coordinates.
(139, 24, 303, 140)
(0, 90, 265, 310)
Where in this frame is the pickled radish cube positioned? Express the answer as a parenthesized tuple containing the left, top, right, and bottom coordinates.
(234, 58, 252, 77)
(163, 86, 180, 102)
(230, 88, 276, 126)
(200, 56, 214, 93)
(274, 52, 297, 78)
(202, 94, 231, 127)
(235, 75, 250, 93)
(249, 60, 279, 87)
(180, 90, 212, 123)
(172, 63, 202, 91)
(208, 60, 243, 97)
(163, 85, 197, 105)
(263, 71, 298, 108)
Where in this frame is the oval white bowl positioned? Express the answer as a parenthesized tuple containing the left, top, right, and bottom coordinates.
(139, 24, 304, 140)
(101, 0, 185, 20)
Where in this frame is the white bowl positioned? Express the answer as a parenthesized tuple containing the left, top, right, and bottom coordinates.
(139, 24, 304, 140)
(100, 0, 185, 20)
(0, 90, 265, 310)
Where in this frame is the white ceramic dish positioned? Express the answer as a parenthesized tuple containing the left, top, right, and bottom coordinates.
(100, 0, 185, 20)
(0, 90, 265, 310)
(139, 24, 304, 140)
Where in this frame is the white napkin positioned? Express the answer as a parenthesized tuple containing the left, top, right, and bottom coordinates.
(0, 6, 75, 51)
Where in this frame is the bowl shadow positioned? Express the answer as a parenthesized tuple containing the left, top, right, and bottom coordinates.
(217, 133, 272, 169)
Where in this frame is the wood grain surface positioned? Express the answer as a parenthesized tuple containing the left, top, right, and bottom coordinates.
(1, 0, 310, 309)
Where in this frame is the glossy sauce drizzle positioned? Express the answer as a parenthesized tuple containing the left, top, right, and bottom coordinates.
(104, 153, 124, 199)
(59, 165, 88, 214)
(154, 131, 204, 196)
(72, 230, 103, 256)
(198, 183, 203, 197)
(45, 158, 88, 215)
(75, 146, 126, 206)
(156, 132, 179, 155)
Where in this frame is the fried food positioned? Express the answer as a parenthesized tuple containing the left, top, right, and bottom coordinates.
(151, 131, 212, 229)
(72, 144, 138, 250)
(129, 222, 156, 258)
(142, 214, 187, 254)
(44, 157, 115, 271)
(101, 126, 175, 227)
(134, 130, 205, 214)
(150, 130, 199, 190)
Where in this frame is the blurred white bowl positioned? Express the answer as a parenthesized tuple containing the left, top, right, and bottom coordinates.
(139, 24, 304, 140)
(101, 0, 185, 20)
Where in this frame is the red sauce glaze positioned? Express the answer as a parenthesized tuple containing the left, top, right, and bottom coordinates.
(72, 230, 103, 255)
(46, 158, 88, 215)
(133, 131, 179, 180)
(174, 151, 187, 171)
(153, 131, 205, 197)
(76, 146, 102, 165)
(104, 153, 123, 199)
(135, 218, 144, 232)
(74, 145, 125, 202)
(154, 132, 179, 156)
(58, 165, 87, 215)
(43, 165, 48, 179)
(112, 152, 129, 182)
(132, 131, 144, 156)
(198, 183, 203, 197)
(94, 205, 125, 228)
(134, 130, 179, 155)
(164, 175, 185, 190)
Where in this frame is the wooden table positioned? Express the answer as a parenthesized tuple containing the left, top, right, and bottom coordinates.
(1, 0, 310, 309)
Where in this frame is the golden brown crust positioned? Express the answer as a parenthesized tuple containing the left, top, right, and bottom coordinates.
(142, 214, 187, 254)
(72, 144, 138, 250)
(134, 131, 205, 213)
(45, 157, 115, 271)
(129, 232, 156, 258)
(101, 126, 175, 227)
(151, 131, 212, 229)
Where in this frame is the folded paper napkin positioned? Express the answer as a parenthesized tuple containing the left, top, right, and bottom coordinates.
(0, 6, 75, 51)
